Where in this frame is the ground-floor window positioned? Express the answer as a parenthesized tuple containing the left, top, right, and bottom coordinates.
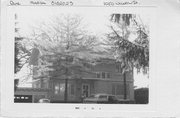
(54, 82, 75, 96)
(54, 83, 65, 95)
(82, 84, 90, 97)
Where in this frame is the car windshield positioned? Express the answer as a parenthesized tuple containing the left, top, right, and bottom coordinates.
(109, 96, 117, 100)
(88, 94, 98, 98)
(43, 100, 50, 103)
(99, 95, 107, 99)
(39, 99, 50, 103)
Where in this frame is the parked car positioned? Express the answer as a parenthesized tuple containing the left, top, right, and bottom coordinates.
(38, 98, 50, 103)
(83, 94, 120, 104)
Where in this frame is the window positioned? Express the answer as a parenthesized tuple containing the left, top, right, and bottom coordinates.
(108, 96, 117, 101)
(99, 95, 107, 99)
(82, 84, 90, 97)
(59, 83, 65, 96)
(54, 83, 65, 95)
(116, 63, 122, 73)
(96, 72, 101, 78)
(54, 83, 59, 94)
(96, 72, 110, 78)
(42, 79, 49, 89)
(107, 73, 110, 78)
(102, 72, 106, 78)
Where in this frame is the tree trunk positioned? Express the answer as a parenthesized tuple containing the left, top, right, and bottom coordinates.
(64, 77, 68, 102)
(123, 72, 127, 100)
(64, 55, 69, 102)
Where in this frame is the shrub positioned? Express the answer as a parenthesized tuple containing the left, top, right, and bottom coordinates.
(134, 87, 149, 104)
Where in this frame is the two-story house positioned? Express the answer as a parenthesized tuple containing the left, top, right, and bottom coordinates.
(32, 58, 134, 103)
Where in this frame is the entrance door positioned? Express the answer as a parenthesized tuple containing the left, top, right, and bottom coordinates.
(82, 84, 90, 97)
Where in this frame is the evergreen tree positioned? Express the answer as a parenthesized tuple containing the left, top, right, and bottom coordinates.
(107, 14, 149, 99)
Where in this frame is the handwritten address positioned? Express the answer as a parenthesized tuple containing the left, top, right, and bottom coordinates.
(104, 0, 138, 6)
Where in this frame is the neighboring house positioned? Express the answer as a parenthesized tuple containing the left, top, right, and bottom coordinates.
(32, 58, 134, 103)
(14, 87, 49, 103)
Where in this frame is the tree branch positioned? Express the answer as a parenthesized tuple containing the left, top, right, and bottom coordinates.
(110, 26, 145, 48)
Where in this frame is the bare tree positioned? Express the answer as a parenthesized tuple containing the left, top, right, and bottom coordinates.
(26, 14, 105, 102)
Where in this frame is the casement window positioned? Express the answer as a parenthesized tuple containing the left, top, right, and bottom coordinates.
(96, 72, 101, 78)
(102, 72, 106, 78)
(116, 63, 122, 73)
(54, 83, 75, 96)
(41, 79, 49, 89)
(54, 83, 60, 94)
(107, 73, 110, 78)
(54, 83, 65, 95)
(96, 72, 110, 78)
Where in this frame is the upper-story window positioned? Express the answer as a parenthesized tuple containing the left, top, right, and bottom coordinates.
(96, 72, 101, 78)
(106, 72, 110, 78)
(116, 63, 122, 73)
(96, 72, 110, 78)
(102, 72, 106, 78)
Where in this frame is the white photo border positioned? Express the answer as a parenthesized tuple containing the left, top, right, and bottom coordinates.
(1, 0, 158, 117)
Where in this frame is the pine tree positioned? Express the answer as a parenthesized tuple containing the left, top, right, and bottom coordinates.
(107, 14, 149, 99)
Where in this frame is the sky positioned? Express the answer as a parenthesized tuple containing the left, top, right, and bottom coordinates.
(16, 7, 111, 37)
(15, 7, 149, 88)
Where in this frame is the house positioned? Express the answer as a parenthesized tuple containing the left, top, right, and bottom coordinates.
(32, 58, 134, 103)
(14, 87, 49, 103)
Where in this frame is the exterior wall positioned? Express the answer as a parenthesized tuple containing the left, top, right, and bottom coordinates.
(48, 79, 82, 102)
(94, 80, 133, 100)
(32, 59, 134, 102)
(129, 81, 134, 100)
(82, 62, 134, 101)
(82, 63, 133, 81)
(15, 88, 49, 103)
(48, 79, 65, 102)
(32, 78, 49, 89)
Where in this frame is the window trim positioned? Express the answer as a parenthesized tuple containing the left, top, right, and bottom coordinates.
(96, 72, 110, 78)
